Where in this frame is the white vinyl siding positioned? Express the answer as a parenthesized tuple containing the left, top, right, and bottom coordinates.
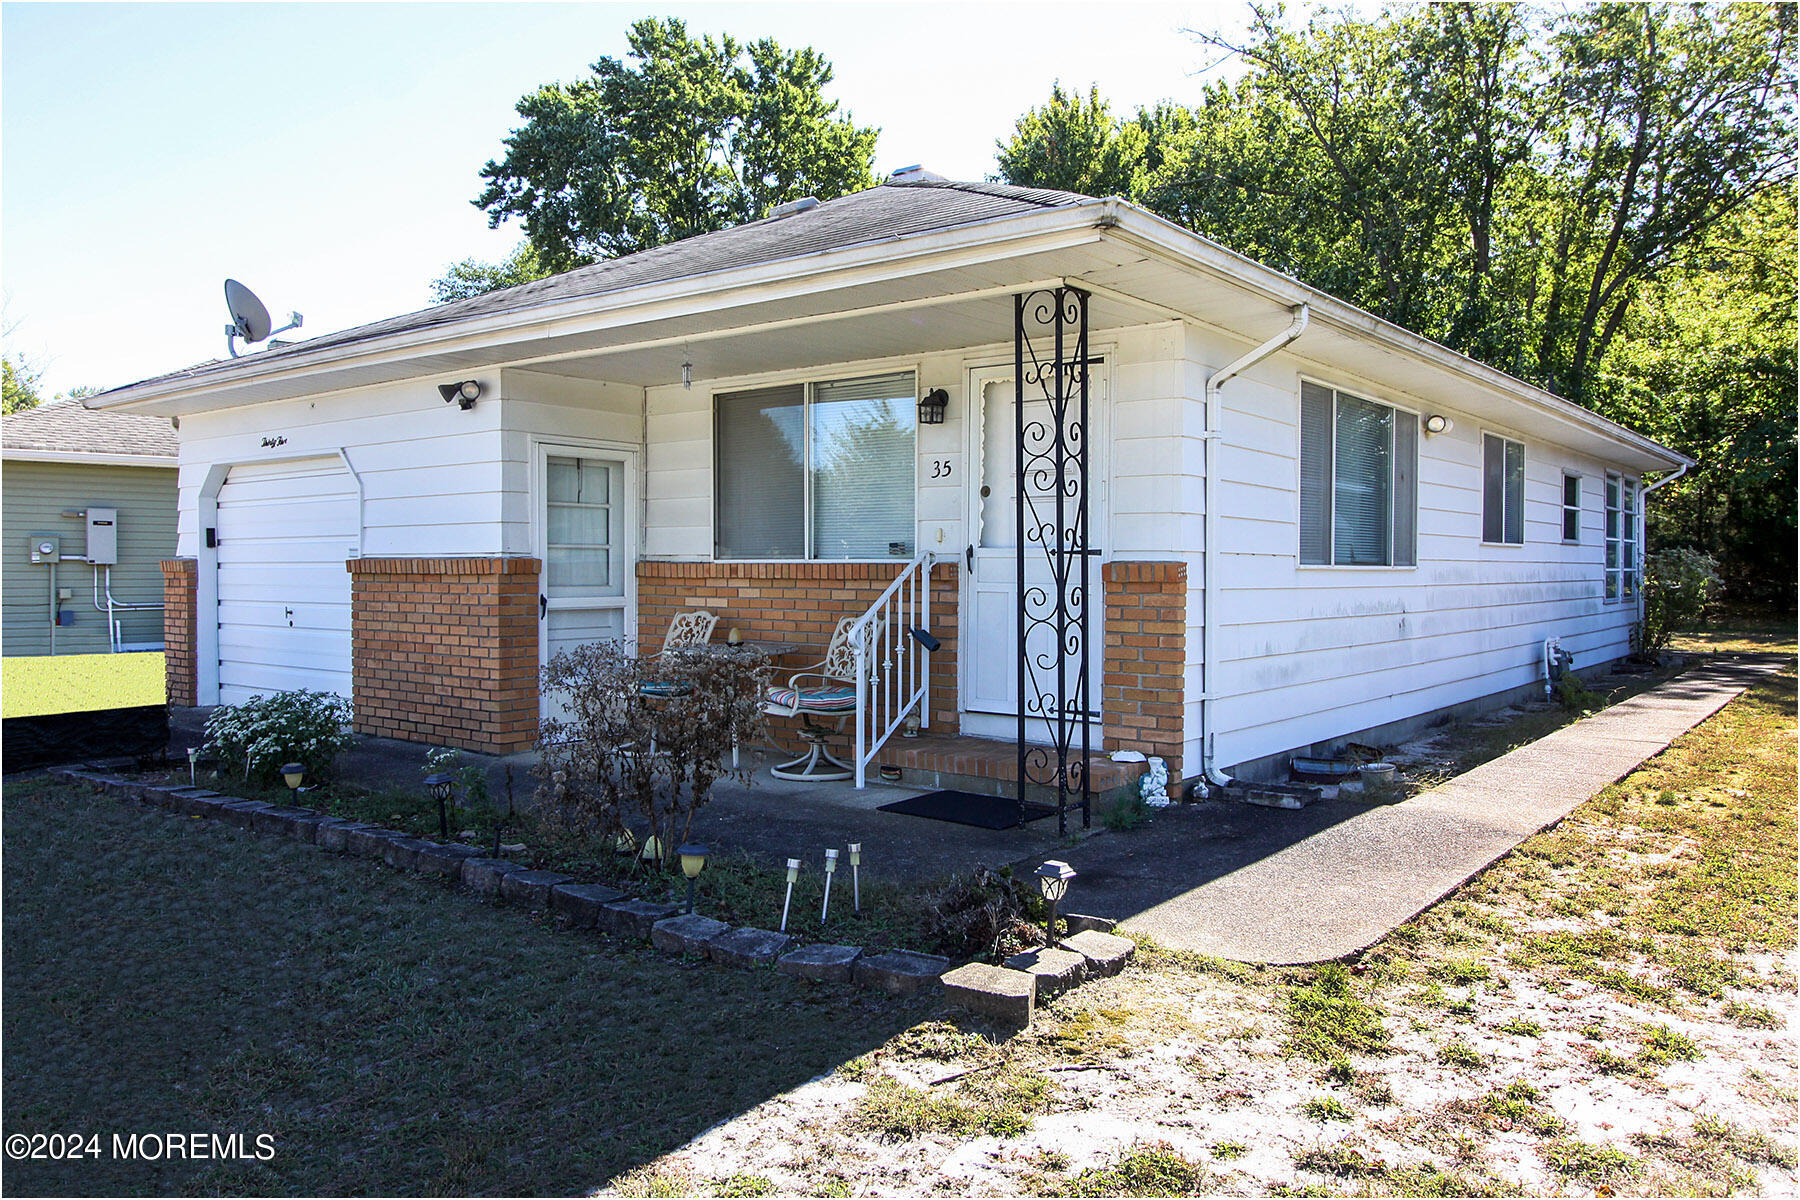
(1299, 381, 1416, 567)
(713, 371, 916, 560)
(1483, 433, 1525, 544)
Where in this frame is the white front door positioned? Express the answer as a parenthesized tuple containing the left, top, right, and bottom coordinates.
(960, 365, 1105, 741)
(538, 446, 636, 722)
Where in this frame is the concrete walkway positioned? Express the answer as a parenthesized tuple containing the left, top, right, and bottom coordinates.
(1063, 657, 1784, 964)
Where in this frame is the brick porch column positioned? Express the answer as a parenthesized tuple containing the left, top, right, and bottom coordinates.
(160, 558, 198, 707)
(1102, 560, 1187, 777)
(347, 557, 540, 754)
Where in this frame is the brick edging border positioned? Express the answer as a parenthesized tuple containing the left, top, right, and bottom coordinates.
(49, 766, 1135, 1024)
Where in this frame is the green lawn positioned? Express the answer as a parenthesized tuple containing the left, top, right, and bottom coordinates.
(0, 652, 164, 718)
(0, 776, 936, 1196)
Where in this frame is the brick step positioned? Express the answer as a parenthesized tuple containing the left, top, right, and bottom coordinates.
(876, 732, 1143, 799)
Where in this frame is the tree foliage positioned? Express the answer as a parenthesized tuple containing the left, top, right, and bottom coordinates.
(996, 1, 1795, 600)
(3, 356, 43, 415)
(472, 17, 878, 276)
(430, 241, 554, 303)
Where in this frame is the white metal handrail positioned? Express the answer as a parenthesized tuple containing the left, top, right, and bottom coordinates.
(848, 550, 941, 788)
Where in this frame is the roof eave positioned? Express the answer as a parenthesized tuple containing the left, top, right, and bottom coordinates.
(2, 448, 179, 467)
(1104, 207, 1689, 472)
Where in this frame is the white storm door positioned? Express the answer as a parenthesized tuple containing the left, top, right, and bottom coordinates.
(960, 366, 1104, 741)
(539, 448, 636, 722)
(215, 457, 356, 703)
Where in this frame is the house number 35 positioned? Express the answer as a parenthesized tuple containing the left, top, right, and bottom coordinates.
(928, 456, 957, 480)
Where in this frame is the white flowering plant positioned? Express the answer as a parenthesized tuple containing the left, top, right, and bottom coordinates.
(204, 689, 356, 786)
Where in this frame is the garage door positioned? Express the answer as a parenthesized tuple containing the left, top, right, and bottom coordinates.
(215, 457, 356, 704)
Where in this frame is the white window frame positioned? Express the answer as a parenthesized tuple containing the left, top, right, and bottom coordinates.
(1481, 432, 1527, 547)
(1561, 471, 1582, 544)
(1604, 471, 1641, 603)
(1296, 378, 1420, 570)
(712, 370, 919, 563)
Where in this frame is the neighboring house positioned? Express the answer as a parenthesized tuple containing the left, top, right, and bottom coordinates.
(2, 397, 177, 656)
(86, 175, 1684, 795)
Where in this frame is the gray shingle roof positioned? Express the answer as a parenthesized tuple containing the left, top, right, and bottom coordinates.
(104, 180, 1096, 394)
(3, 396, 178, 459)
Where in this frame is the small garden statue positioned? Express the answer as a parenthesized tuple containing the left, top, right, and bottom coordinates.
(1139, 756, 1171, 807)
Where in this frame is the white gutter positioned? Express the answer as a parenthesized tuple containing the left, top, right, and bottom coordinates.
(1, 449, 178, 467)
(1198, 303, 1311, 793)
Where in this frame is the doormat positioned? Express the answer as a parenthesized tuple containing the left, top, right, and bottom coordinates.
(877, 789, 1057, 830)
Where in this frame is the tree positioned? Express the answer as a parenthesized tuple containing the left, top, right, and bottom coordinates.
(474, 17, 878, 272)
(3, 356, 43, 414)
(995, 84, 1154, 198)
(431, 242, 554, 303)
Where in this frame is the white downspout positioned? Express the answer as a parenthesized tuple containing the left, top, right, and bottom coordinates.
(1635, 461, 1689, 622)
(1198, 303, 1310, 792)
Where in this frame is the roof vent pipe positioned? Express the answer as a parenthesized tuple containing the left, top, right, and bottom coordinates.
(1197, 303, 1310, 797)
(769, 196, 820, 218)
(888, 164, 948, 184)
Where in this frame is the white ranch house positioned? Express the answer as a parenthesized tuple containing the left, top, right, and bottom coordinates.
(89, 177, 1685, 801)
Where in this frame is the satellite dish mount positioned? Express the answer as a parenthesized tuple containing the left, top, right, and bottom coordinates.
(223, 279, 303, 358)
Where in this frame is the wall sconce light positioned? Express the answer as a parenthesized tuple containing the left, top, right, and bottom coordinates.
(918, 388, 949, 425)
(1034, 859, 1077, 944)
(1423, 414, 1453, 436)
(678, 843, 708, 913)
(438, 380, 482, 410)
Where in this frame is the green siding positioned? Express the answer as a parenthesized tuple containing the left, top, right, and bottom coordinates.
(2, 460, 177, 656)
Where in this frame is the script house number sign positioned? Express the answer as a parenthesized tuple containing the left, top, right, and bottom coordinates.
(260, 435, 288, 448)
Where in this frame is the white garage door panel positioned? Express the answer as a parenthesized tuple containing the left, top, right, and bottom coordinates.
(215, 459, 356, 704)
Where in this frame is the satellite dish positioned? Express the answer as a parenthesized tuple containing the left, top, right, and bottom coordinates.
(224, 279, 272, 341)
(222, 279, 303, 358)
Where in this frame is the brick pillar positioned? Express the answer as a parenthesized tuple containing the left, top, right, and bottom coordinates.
(347, 557, 540, 754)
(160, 558, 198, 707)
(1102, 560, 1187, 777)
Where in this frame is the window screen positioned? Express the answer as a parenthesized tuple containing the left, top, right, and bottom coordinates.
(1483, 434, 1525, 544)
(1298, 382, 1416, 567)
(811, 373, 916, 558)
(715, 384, 805, 558)
(714, 373, 915, 560)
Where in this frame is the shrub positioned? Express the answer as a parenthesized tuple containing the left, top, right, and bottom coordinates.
(204, 689, 355, 786)
(918, 865, 1040, 959)
(1642, 548, 1720, 653)
(532, 640, 770, 871)
(1100, 785, 1150, 831)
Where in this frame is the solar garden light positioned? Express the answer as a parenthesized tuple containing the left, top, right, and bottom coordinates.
(424, 772, 454, 840)
(678, 844, 708, 914)
(281, 763, 305, 795)
(1034, 859, 1077, 945)
(187, 746, 200, 788)
(780, 858, 800, 932)
(848, 843, 862, 914)
(821, 848, 839, 924)
(640, 834, 664, 863)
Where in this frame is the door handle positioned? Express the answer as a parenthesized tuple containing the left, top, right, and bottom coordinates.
(965, 544, 974, 574)
(539, 594, 547, 619)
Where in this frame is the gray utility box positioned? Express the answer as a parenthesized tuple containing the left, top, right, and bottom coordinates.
(28, 534, 60, 564)
(85, 507, 118, 565)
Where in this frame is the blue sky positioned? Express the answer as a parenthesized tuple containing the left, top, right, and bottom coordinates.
(3, 1, 1243, 395)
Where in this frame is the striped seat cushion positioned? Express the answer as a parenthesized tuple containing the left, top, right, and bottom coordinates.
(766, 685, 857, 712)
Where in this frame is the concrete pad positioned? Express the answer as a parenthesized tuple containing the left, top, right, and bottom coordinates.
(707, 927, 792, 968)
(1004, 947, 1088, 998)
(776, 943, 864, 983)
(549, 882, 628, 927)
(1067, 661, 1775, 964)
(651, 914, 729, 955)
(942, 963, 1036, 1024)
(853, 950, 951, 996)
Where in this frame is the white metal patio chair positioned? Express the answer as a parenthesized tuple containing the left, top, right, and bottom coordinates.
(762, 614, 880, 782)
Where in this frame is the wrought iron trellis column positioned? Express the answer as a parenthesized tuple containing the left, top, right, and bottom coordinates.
(1014, 286, 1091, 836)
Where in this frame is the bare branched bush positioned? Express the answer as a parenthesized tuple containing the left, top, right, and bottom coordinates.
(533, 641, 771, 871)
